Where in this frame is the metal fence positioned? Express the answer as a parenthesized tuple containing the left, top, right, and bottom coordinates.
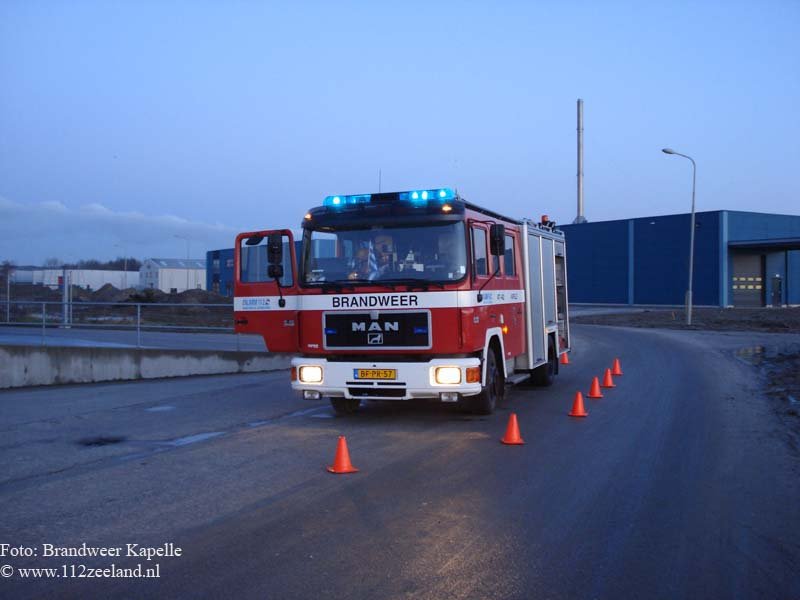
(0, 300, 238, 348)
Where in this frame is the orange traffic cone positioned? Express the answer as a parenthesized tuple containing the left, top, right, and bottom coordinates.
(500, 413, 525, 445)
(568, 391, 588, 417)
(612, 358, 623, 376)
(559, 352, 570, 365)
(601, 368, 616, 388)
(588, 376, 603, 399)
(327, 436, 359, 474)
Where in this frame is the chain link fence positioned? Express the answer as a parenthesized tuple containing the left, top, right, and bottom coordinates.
(0, 301, 242, 349)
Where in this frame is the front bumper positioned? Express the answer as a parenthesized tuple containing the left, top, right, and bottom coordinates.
(291, 357, 482, 401)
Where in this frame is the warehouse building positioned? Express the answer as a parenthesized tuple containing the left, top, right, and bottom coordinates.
(140, 258, 206, 293)
(13, 268, 139, 290)
(560, 210, 800, 307)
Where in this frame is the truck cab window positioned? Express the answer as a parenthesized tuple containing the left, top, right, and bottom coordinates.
(240, 235, 294, 286)
(472, 227, 488, 276)
(504, 234, 516, 276)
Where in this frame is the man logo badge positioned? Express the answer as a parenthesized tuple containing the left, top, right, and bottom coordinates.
(367, 333, 384, 345)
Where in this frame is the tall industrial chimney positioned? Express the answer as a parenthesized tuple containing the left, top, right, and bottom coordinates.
(573, 98, 587, 224)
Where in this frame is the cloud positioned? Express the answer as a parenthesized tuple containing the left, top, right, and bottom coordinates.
(0, 197, 240, 265)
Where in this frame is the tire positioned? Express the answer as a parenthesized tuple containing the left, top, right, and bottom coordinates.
(531, 338, 557, 387)
(469, 347, 504, 415)
(330, 398, 361, 415)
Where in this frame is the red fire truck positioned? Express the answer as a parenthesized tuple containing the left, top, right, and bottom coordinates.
(234, 187, 570, 415)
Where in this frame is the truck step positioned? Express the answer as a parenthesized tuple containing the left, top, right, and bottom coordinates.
(506, 373, 529, 386)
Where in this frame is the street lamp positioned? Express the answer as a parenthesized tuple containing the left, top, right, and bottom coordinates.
(114, 243, 128, 289)
(662, 148, 697, 325)
(4, 264, 12, 324)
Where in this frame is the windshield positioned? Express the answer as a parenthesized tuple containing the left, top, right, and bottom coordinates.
(302, 221, 467, 285)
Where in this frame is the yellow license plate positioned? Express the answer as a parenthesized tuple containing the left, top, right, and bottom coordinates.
(354, 369, 397, 380)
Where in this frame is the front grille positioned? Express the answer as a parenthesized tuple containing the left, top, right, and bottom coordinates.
(324, 311, 431, 349)
(348, 387, 407, 398)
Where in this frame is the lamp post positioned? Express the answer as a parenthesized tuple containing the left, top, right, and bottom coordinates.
(114, 243, 128, 289)
(4, 264, 12, 324)
(662, 148, 697, 325)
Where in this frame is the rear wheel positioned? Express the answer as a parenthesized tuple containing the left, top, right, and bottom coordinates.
(531, 338, 557, 386)
(469, 348, 504, 415)
(330, 398, 361, 415)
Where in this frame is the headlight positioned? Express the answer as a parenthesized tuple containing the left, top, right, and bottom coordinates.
(298, 365, 323, 383)
(434, 366, 461, 385)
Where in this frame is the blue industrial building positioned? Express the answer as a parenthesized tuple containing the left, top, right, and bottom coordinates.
(560, 210, 800, 307)
(207, 248, 235, 296)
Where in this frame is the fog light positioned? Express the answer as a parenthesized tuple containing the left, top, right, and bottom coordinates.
(466, 366, 481, 383)
(434, 366, 461, 384)
(299, 365, 323, 383)
(303, 390, 321, 400)
(440, 392, 460, 402)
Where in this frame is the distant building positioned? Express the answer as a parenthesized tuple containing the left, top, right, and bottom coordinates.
(561, 210, 800, 307)
(207, 249, 235, 297)
(13, 268, 139, 290)
(140, 258, 206, 293)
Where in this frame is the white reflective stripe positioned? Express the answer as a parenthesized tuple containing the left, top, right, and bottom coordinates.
(234, 290, 524, 311)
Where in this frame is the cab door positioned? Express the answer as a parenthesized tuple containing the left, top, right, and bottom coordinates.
(233, 229, 299, 352)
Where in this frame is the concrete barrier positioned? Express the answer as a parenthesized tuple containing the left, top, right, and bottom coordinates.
(0, 345, 292, 389)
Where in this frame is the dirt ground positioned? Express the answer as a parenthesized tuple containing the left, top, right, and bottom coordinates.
(10, 283, 232, 304)
(767, 352, 800, 417)
(572, 306, 800, 333)
(8, 283, 233, 328)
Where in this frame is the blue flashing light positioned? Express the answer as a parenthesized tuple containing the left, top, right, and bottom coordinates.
(323, 194, 372, 207)
(323, 188, 455, 207)
(404, 187, 455, 203)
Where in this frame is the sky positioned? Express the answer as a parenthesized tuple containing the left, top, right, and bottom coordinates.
(1, 0, 798, 265)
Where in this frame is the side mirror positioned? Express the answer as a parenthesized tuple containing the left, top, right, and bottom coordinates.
(489, 224, 505, 256)
(268, 264, 284, 279)
(267, 233, 283, 265)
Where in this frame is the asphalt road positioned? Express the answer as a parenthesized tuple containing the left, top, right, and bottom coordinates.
(1, 324, 798, 599)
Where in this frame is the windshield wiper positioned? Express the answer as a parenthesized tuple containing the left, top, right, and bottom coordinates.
(311, 277, 445, 292)
(316, 280, 347, 293)
(370, 278, 447, 291)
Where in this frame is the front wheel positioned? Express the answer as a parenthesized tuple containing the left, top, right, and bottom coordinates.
(330, 398, 361, 415)
(468, 349, 504, 415)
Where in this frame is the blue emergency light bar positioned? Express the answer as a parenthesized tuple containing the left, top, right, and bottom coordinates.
(323, 187, 455, 207)
(323, 194, 371, 206)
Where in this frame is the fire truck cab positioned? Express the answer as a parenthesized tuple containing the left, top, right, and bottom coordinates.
(234, 188, 570, 415)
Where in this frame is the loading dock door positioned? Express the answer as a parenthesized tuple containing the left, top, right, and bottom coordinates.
(731, 253, 764, 307)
